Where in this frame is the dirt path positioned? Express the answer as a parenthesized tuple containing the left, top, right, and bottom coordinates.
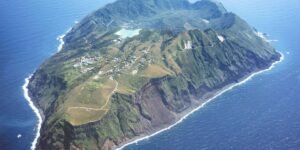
(67, 80, 119, 112)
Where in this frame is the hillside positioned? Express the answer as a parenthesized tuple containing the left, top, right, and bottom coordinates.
(28, 0, 281, 149)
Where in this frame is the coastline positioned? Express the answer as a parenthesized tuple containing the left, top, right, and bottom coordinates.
(23, 76, 42, 150)
(23, 24, 284, 150)
(24, 29, 284, 149)
(23, 28, 71, 150)
(56, 28, 71, 52)
(115, 52, 284, 150)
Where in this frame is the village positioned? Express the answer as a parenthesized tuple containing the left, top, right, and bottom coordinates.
(72, 46, 154, 80)
(72, 55, 100, 73)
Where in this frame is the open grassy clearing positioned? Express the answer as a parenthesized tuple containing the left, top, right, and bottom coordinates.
(140, 64, 173, 78)
(65, 79, 118, 125)
(66, 108, 108, 126)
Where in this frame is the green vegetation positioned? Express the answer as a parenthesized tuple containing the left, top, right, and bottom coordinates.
(28, 0, 281, 149)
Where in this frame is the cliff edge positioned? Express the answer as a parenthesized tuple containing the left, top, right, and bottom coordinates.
(28, 0, 281, 149)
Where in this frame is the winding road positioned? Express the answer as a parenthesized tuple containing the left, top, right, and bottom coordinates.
(67, 80, 119, 112)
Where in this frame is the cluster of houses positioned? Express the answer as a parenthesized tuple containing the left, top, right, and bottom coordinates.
(73, 46, 154, 80)
(102, 48, 154, 79)
(73, 55, 99, 73)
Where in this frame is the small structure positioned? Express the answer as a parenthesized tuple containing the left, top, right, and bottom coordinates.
(132, 70, 138, 75)
(217, 35, 225, 43)
(184, 40, 192, 50)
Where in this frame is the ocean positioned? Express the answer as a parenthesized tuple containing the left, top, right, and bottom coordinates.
(0, 0, 299, 150)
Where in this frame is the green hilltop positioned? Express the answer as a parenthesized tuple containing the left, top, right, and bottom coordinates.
(28, 0, 281, 149)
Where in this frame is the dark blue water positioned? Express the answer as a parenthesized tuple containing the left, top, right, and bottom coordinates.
(0, 0, 299, 150)
(124, 0, 300, 150)
(0, 1, 114, 149)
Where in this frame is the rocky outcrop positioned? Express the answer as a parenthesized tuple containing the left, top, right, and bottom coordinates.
(28, 0, 281, 149)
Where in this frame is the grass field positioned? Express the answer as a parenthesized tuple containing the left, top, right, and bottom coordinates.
(62, 31, 181, 126)
(65, 78, 118, 125)
(66, 108, 108, 126)
(141, 64, 173, 78)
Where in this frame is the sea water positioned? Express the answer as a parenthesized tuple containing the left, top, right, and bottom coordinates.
(0, 0, 299, 150)
(124, 0, 300, 149)
(0, 1, 114, 149)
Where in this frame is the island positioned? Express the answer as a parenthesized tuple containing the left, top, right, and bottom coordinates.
(27, 0, 282, 149)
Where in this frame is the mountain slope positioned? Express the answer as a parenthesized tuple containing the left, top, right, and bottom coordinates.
(28, 0, 281, 149)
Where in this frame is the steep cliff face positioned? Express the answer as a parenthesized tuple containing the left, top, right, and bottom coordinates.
(28, 0, 281, 149)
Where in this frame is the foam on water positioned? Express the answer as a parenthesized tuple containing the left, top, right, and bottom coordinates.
(56, 28, 71, 52)
(22, 76, 42, 150)
(23, 27, 72, 149)
(117, 53, 285, 150)
(17, 134, 22, 139)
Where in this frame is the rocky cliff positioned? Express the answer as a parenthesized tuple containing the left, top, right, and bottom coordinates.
(28, 0, 281, 149)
